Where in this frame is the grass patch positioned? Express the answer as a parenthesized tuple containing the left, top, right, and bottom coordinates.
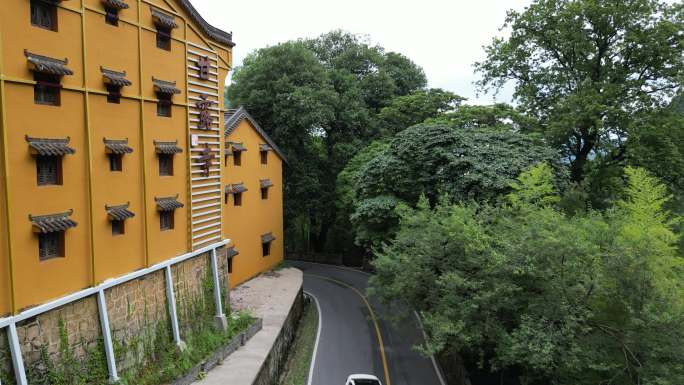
(279, 298, 319, 385)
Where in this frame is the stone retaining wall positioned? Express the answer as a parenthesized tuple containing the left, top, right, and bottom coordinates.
(0, 249, 231, 384)
(253, 288, 303, 385)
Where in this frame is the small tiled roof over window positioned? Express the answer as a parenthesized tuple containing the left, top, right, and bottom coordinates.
(225, 183, 247, 194)
(259, 144, 273, 152)
(226, 247, 239, 258)
(101, 67, 132, 87)
(260, 179, 273, 189)
(150, 7, 178, 29)
(105, 203, 135, 221)
(29, 210, 77, 233)
(152, 77, 181, 95)
(101, 0, 129, 10)
(261, 232, 276, 243)
(103, 138, 133, 154)
(154, 140, 182, 154)
(26, 136, 76, 156)
(24, 50, 74, 76)
(155, 195, 184, 211)
(227, 142, 247, 152)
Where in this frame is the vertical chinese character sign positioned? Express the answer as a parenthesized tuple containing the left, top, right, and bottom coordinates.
(197, 56, 210, 80)
(198, 143, 213, 177)
(195, 94, 215, 130)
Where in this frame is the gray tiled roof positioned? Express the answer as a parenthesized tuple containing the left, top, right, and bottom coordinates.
(105, 203, 135, 221)
(29, 210, 77, 233)
(154, 140, 182, 154)
(155, 195, 184, 211)
(224, 106, 287, 162)
(261, 232, 275, 243)
(260, 179, 273, 189)
(175, 0, 234, 47)
(225, 183, 247, 194)
(101, 0, 129, 10)
(26, 136, 76, 156)
(228, 142, 246, 152)
(101, 67, 132, 87)
(259, 144, 272, 152)
(24, 50, 74, 76)
(226, 247, 239, 258)
(150, 6, 178, 29)
(152, 77, 181, 95)
(103, 138, 133, 154)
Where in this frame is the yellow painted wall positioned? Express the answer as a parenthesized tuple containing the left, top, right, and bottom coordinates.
(0, 0, 233, 313)
(0, 82, 11, 317)
(223, 119, 284, 287)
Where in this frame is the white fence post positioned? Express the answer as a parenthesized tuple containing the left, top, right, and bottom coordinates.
(165, 266, 186, 350)
(96, 290, 119, 383)
(210, 248, 227, 330)
(7, 323, 27, 385)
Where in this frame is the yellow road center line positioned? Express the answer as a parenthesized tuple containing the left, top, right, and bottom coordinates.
(306, 273, 391, 385)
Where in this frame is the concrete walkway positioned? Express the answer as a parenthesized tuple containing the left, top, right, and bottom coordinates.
(195, 268, 303, 385)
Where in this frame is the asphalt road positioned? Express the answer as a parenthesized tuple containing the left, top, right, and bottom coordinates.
(287, 261, 445, 385)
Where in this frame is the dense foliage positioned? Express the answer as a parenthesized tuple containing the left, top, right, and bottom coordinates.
(369, 164, 684, 385)
(475, 0, 684, 187)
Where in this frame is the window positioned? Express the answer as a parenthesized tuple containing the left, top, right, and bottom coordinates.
(261, 187, 269, 200)
(37, 156, 61, 185)
(39, 232, 63, 260)
(159, 154, 173, 176)
(260, 151, 268, 165)
(106, 84, 121, 103)
(109, 154, 122, 171)
(157, 93, 171, 117)
(111, 219, 125, 235)
(233, 192, 242, 206)
(31, 0, 57, 31)
(262, 242, 271, 257)
(160, 211, 174, 230)
(233, 150, 241, 166)
(104, 6, 119, 26)
(34, 72, 61, 106)
(156, 27, 171, 50)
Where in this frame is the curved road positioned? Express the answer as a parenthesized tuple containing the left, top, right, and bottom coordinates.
(287, 261, 444, 385)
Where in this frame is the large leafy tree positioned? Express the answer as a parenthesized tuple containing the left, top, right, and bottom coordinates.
(228, 31, 427, 253)
(375, 89, 465, 135)
(370, 164, 684, 385)
(476, 0, 684, 183)
(351, 122, 558, 249)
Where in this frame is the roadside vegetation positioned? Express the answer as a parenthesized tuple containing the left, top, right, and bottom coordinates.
(280, 297, 319, 385)
(227, 0, 684, 383)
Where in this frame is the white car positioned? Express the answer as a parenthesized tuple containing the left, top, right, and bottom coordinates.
(346, 374, 382, 385)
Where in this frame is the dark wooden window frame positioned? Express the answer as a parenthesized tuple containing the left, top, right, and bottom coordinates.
(228, 256, 233, 273)
(157, 93, 172, 117)
(31, 0, 57, 31)
(33, 72, 61, 106)
(158, 154, 173, 176)
(262, 241, 271, 257)
(160, 210, 174, 231)
(156, 26, 171, 51)
(111, 219, 125, 235)
(39, 231, 64, 261)
(233, 192, 242, 206)
(261, 187, 269, 200)
(37, 155, 62, 186)
(260, 151, 268, 165)
(232, 150, 242, 166)
(108, 153, 123, 172)
(106, 84, 121, 103)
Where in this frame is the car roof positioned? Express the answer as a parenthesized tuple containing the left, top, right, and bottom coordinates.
(348, 374, 381, 380)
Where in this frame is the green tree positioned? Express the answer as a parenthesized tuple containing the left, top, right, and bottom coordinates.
(426, 103, 534, 131)
(375, 89, 465, 135)
(369, 164, 684, 385)
(476, 0, 684, 184)
(352, 123, 558, 249)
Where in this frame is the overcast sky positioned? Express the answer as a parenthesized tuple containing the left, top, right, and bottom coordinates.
(188, 0, 534, 104)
